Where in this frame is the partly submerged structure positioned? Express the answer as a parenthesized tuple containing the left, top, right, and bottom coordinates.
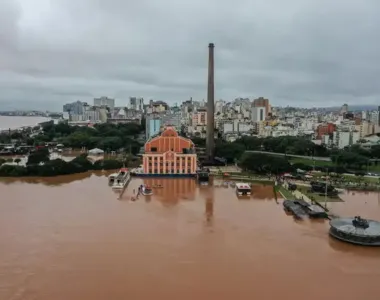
(142, 126, 197, 177)
(283, 199, 328, 219)
(329, 216, 380, 246)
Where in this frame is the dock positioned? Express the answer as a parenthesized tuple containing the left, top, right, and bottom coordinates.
(283, 199, 328, 219)
(283, 200, 307, 219)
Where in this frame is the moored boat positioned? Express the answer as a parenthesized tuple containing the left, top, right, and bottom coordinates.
(141, 185, 153, 196)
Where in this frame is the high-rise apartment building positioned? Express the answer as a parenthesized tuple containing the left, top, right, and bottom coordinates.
(251, 106, 266, 122)
(129, 97, 144, 111)
(63, 101, 86, 115)
(253, 97, 270, 117)
(94, 97, 115, 111)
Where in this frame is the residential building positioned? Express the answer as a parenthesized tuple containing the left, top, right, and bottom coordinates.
(192, 108, 207, 126)
(146, 101, 169, 113)
(316, 123, 336, 139)
(94, 97, 115, 111)
(142, 126, 197, 175)
(83, 105, 108, 123)
(340, 104, 348, 115)
(253, 97, 270, 117)
(146, 117, 161, 140)
(129, 97, 144, 111)
(251, 106, 266, 122)
(63, 101, 86, 115)
(332, 130, 360, 149)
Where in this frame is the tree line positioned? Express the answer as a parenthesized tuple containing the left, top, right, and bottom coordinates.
(1, 122, 144, 155)
(0, 148, 124, 177)
(192, 136, 380, 172)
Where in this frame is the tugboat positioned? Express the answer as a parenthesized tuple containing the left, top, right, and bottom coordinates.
(141, 184, 153, 196)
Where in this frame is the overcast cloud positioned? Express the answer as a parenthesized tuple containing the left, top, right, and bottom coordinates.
(0, 0, 379, 110)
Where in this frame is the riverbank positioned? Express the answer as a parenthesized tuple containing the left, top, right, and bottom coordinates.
(212, 172, 274, 184)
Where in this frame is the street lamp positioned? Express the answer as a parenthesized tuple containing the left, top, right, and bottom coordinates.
(324, 167, 328, 209)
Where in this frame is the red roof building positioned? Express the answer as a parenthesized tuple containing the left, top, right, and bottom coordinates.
(142, 126, 197, 175)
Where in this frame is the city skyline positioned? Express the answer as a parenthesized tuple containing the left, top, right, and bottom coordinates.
(1, 0, 380, 110)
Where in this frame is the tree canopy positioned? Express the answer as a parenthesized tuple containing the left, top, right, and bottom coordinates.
(30, 122, 143, 154)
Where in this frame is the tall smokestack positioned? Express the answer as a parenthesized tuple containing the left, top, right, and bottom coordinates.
(206, 43, 215, 161)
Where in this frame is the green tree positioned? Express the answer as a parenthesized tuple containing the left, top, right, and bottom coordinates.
(27, 148, 50, 165)
(215, 142, 245, 163)
(239, 153, 293, 175)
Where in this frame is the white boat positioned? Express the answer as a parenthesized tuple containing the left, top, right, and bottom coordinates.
(235, 183, 252, 196)
(141, 185, 153, 196)
(111, 168, 131, 189)
(131, 167, 144, 176)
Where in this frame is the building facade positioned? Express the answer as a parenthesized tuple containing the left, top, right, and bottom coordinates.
(94, 97, 115, 111)
(129, 97, 144, 111)
(63, 101, 86, 115)
(316, 123, 336, 139)
(142, 127, 197, 176)
(253, 97, 270, 117)
(146, 118, 162, 140)
(251, 106, 266, 122)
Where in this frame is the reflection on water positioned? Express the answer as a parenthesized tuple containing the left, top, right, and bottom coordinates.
(0, 175, 379, 300)
(0, 171, 115, 186)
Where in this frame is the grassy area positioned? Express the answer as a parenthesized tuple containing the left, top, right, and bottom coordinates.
(297, 186, 343, 202)
(311, 172, 380, 183)
(278, 186, 294, 200)
(290, 157, 380, 173)
(290, 157, 334, 167)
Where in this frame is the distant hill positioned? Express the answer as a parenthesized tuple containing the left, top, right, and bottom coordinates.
(324, 105, 378, 111)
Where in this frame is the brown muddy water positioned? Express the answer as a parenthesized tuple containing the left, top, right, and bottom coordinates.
(0, 173, 379, 300)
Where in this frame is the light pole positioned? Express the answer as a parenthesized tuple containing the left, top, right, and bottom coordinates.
(324, 167, 328, 209)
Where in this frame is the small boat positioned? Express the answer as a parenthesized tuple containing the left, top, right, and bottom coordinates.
(141, 185, 153, 196)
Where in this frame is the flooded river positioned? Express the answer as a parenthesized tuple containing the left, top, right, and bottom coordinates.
(0, 174, 379, 300)
(0, 116, 50, 131)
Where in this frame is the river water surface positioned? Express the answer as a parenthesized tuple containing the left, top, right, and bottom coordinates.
(0, 174, 379, 300)
(0, 116, 50, 131)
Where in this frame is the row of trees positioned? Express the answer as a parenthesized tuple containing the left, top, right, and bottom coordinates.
(0, 148, 124, 177)
(1, 122, 145, 154)
(191, 136, 380, 171)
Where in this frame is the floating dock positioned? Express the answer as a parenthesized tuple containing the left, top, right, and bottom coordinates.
(283, 200, 328, 219)
(283, 200, 307, 219)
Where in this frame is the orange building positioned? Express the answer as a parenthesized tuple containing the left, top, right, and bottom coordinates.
(142, 126, 197, 176)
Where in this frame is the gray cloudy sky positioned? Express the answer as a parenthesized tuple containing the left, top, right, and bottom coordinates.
(1, 0, 379, 110)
